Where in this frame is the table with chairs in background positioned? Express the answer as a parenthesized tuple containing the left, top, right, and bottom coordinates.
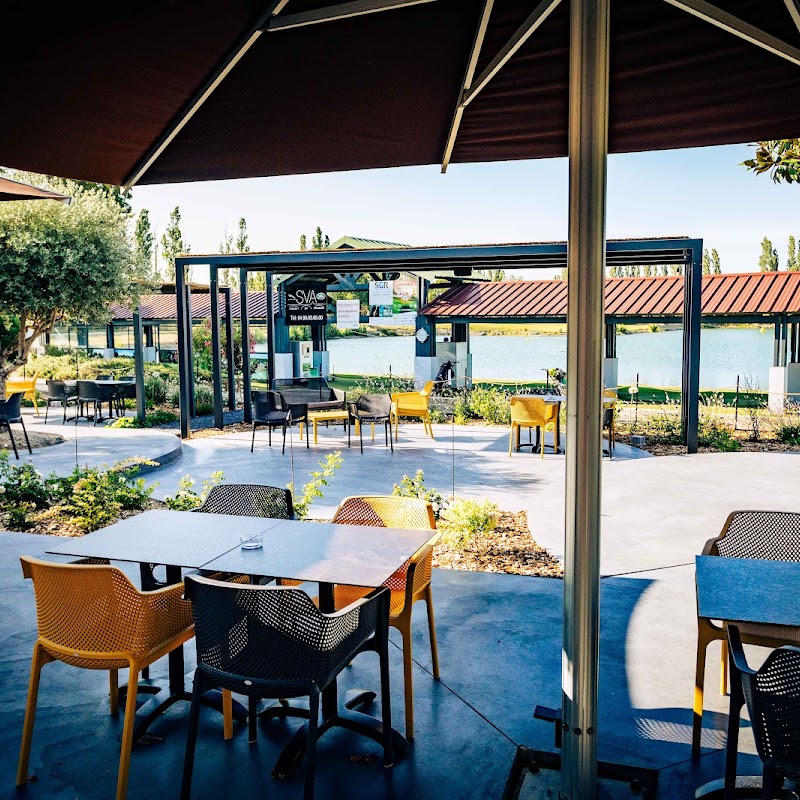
(15, 484, 441, 800)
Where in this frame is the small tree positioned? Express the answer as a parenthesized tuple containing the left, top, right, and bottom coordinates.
(758, 236, 779, 271)
(710, 248, 721, 274)
(161, 206, 189, 280)
(702, 249, 710, 275)
(788, 236, 798, 272)
(0, 174, 134, 393)
(299, 233, 307, 251)
(743, 140, 800, 184)
(235, 217, 249, 253)
(312, 226, 329, 250)
(133, 209, 156, 279)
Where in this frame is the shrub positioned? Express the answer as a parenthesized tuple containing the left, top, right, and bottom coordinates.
(350, 374, 415, 400)
(145, 373, 170, 407)
(194, 384, 214, 416)
(108, 410, 179, 429)
(771, 408, 800, 445)
(392, 469, 446, 520)
(438, 497, 498, 551)
(289, 451, 343, 520)
(164, 471, 225, 511)
(466, 387, 511, 425)
(698, 416, 741, 452)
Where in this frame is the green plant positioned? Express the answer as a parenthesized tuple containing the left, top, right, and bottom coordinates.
(465, 387, 511, 425)
(145, 373, 171, 407)
(350, 374, 415, 400)
(163, 471, 225, 511)
(698, 416, 741, 452)
(649, 323, 659, 333)
(770, 408, 800, 445)
(193, 384, 214, 416)
(392, 469, 446, 520)
(108, 416, 145, 428)
(289, 451, 343, 520)
(147, 409, 179, 426)
(428, 406, 447, 424)
(438, 497, 498, 551)
(453, 393, 470, 425)
(0, 452, 49, 510)
(740, 374, 765, 442)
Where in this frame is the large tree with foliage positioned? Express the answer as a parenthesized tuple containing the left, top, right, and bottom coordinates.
(161, 206, 189, 280)
(758, 236, 779, 271)
(133, 209, 156, 279)
(788, 236, 798, 271)
(0, 173, 134, 393)
(743, 140, 800, 184)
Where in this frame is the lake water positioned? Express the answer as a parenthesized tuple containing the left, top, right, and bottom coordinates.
(326, 327, 775, 390)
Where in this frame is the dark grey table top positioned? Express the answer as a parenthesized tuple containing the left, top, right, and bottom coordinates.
(201, 519, 438, 588)
(46, 509, 280, 569)
(696, 555, 800, 626)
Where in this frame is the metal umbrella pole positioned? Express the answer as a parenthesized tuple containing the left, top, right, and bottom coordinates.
(562, 0, 610, 797)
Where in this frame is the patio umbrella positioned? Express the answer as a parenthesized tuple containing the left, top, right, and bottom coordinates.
(0, 176, 70, 203)
(3, 2, 800, 797)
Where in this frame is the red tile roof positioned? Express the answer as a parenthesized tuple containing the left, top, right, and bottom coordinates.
(111, 291, 278, 322)
(421, 272, 800, 320)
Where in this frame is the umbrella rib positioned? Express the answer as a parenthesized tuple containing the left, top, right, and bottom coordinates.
(664, 0, 800, 67)
(441, 0, 496, 173)
(784, 0, 800, 35)
(267, 0, 435, 31)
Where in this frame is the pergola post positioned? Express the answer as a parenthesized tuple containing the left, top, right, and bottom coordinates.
(185, 283, 196, 417)
(266, 272, 275, 389)
(562, 0, 609, 797)
(222, 287, 236, 410)
(240, 267, 253, 422)
(132, 304, 146, 423)
(681, 245, 702, 453)
(210, 266, 224, 429)
(175, 259, 191, 439)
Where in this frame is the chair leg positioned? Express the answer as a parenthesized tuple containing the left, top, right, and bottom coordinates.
(248, 695, 258, 744)
(181, 672, 204, 800)
(304, 690, 320, 800)
(400, 622, 415, 741)
(692, 622, 715, 755)
(762, 765, 781, 800)
(394, 411, 399, 442)
(282, 425, 286, 455)
(19, 417, 32, 454)
(720, 639, 729, 696)
(305, 422, 309, 449)
(44, 401, 49, 424)
(348, 417, 352, 448)
(4, 421, 19, 460)
(16, 642, 50, 786)
(251, 423, 257, 453)
(425, 587, 440, 680)
(110, 669, 120, 715)
(359, 420, 364, 453)
(388, 420, 393, 452)
(509, 424, 515, 456)
(222, 689, 233, 741)
(115, 667, 139, 800)
(378, 620, 394, 768)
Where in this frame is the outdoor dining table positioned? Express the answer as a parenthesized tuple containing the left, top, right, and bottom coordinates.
(45, 508, 437, 773)
(694, 554, 800, 799)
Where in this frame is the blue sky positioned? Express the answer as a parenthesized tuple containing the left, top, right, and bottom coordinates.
(131, 143, 799, 279)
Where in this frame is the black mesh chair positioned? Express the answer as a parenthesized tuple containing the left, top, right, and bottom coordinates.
(0, 392, 32, 459)
(196, 483, 295, 518)
(77, 380, 117, 424)
(181, 576, 392, 800)
(348, 394, 393, 453)
(251, 391, 291, 454)
(116, 376, 136, 416)
(726, 625, 800, 798)
(279, 393, 309, 451)
(44, 379, 78, 423)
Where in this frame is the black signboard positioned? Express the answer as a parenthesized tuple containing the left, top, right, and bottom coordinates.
(285, 283, 328, 325)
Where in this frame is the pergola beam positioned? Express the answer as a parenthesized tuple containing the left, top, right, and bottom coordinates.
(665, 0, 800, 67)
(461, 0, 562, 109)
(267, 0, 434, 32)
(441, 0, 496, 172)
(122, 0, 289, 189)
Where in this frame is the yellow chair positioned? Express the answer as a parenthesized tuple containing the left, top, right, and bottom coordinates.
(330, 495, 439, 740)
(17, 556, 194, 800)
(691, 511, 800, 754)
(509, 396, 558, 457)
(7, 372, 40, 416)
(603, 389, 617, 455)
(391, 380, 435, 441)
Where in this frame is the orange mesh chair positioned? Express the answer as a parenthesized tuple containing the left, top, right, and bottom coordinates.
(391, 381, 435, 441)
(691, 511, 800, 754)
(17, 556, 195, 800)
(509, 396, 557, 457)
(330, 495, 438, 740)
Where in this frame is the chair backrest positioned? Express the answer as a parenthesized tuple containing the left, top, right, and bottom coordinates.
(333, 495, 436, 530)
(195, 483, 295, 519)
(729, 626, 800, 767)
(355, 394, 391, 417)
(252, 390, 284, 418)
(422, 381, 435, 397)
(77, 380, 100, 401)
(510, 396, 547, 425)
(707, 511, 800, 561)
(95, 374, 111, 381)
(46, 379, 68, 399)
(20, 556, 143, 656)
(0, 391, 25, 419)
(119, 376, 136, 382)
(185, 575, 379, 687)
(278, 393, 308, 422)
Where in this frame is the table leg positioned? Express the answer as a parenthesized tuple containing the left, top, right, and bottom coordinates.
(313, 419, 318, 445)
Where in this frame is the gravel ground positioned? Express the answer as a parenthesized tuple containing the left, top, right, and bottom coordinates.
(0, 430, 65, 451)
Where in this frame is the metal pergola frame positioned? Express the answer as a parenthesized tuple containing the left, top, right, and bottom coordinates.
(173, 236, 703, 447)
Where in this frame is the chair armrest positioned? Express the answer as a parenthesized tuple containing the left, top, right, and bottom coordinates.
(134, 582, 194, 652)
(405, 543, 435, 605)
(333, 389, 346, 404)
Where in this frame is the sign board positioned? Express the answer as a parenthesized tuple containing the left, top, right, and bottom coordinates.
(336, 299, 360, 329)
(285, 283, 327, 325)
(369, 280, 393, 306)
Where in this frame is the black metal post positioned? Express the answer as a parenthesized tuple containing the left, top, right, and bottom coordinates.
(175, 260, 191, 439)
(105, 323, 115, 350)
(133, 305, 146, 423)
(240, 268, 252, 423)
(681, 246, 702, 453)
(266, 272, 275, 390)
(210, 266, 224, 429)
(774, 320, 782, 367)
(604, 322, 616, 358)
(222, 288, 236, 410)
(782, 315, 789, 367)
(186, 284, 196, 417)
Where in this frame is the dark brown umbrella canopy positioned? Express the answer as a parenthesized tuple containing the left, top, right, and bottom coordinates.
(2, 0, 799, 186)
(0, 176, 71, 203)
